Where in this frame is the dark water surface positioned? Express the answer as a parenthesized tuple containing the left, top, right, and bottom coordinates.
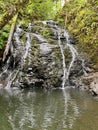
(0, 87, 98, 130)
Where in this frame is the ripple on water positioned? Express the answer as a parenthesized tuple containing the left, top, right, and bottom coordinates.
(0, 88, 98, 130)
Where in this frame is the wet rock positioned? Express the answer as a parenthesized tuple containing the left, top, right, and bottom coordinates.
(82, 72, 98, 96)
(0, 21, 88, 89)
(90, 78, 98, 95)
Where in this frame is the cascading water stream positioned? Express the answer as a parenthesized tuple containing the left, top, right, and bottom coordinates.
(0, 20, 88, 89)
(0, 25, 33, 89)
(14, 25, 23, 44)
(57, 34, 67, 89)
(46, 20, 87, 88)
(63, 30, 78, 80)
(23, 33, 31, 60)
(47, 22, 75, 88)
(66, 44, 77, 80)
(32, 33, 47, 43)
(59, 29, 79, 86)
(45, 21, 68, 88)
(21, 32, 32, 69)
(5, 69, 19, 89)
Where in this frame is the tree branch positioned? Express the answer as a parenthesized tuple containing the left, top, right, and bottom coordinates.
(3, 13, 18, 62)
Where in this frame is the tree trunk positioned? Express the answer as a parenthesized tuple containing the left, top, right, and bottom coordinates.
(3, 13, 18, 62)
(0, 0, 29, 30)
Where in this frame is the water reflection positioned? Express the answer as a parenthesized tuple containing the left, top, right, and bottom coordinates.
(62, 89, 79, 129)
(0, 88, 98, 130)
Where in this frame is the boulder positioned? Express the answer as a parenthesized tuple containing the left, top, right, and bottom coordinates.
(90, 78, 98, 95)
(0, 21, 89, 89)
(82, 72, 98, 96)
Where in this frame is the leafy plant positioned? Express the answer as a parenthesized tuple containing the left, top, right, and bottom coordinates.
(0, 24, 10, 49)
(57, 0, 98, 67)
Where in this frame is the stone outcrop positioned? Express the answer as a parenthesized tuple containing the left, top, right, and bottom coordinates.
(0, 21, 89, 90)
(82, 72, 98, 96)
(0, 21, 63, 89)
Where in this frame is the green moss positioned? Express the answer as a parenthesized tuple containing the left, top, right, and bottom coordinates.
(40, 27, 52, 38)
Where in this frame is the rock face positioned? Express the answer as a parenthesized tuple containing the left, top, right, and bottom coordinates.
(90, 78, 98, 95)
(0, 21, 88, 89)
(82, 72, 98, 96)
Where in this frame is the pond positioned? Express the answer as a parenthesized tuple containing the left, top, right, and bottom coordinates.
(0, 87, 98, 130)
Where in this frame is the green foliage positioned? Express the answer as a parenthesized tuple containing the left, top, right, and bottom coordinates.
(0, 24, 10, 49)
(0, 0, 16, 49)
(57, 0, 98, 67)
(0, 0, 61, 47)
(0, 0, 62, 53)
(20, 0, 62, 21)
(0, 0, 15, 15)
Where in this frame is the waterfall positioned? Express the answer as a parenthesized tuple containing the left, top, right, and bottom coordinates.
(0, 20, 87, 89)
(57, 33, 67, 89)
(45, 20, 87, 88)
(0, 25, 32, 89)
